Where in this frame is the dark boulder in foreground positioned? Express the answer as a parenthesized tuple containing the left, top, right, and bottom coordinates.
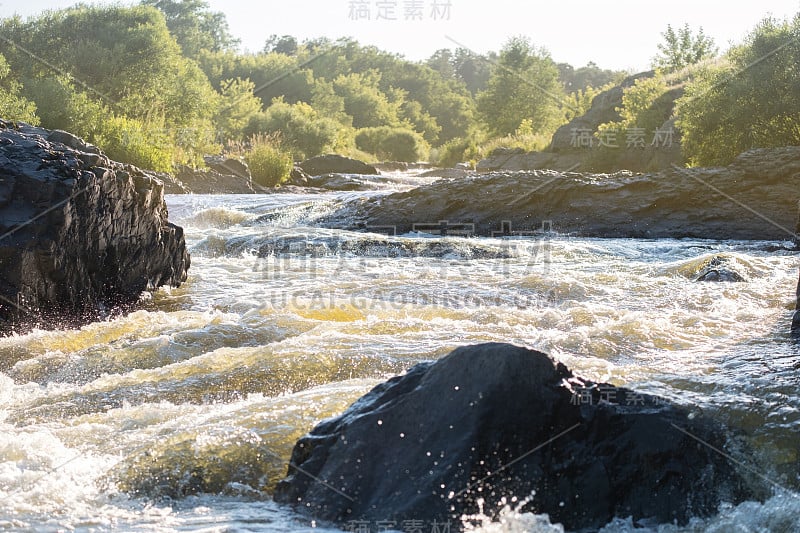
(0, 120, 190, 331)
(275, 343, 759, 531)
(299, 154, 378, 177)
(331, 147, 800, 241)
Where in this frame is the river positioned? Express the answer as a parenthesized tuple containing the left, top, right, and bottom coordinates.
(1, 172, 799, 532)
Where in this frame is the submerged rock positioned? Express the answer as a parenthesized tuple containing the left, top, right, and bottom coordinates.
(299, 154, 379, 177)
(275, 343, 759, 531)
(0, 120, 190, 331)
(308, 173, 386, 191)
(693, 256, 748, 282)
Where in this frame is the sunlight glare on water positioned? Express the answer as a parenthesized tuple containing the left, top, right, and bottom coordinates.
(1, 184, 798, 531)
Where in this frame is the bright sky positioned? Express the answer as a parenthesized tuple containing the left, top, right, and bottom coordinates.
(3, 0, 799, 71)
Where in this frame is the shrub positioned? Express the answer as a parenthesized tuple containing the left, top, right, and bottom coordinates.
(355, 126, 429, 162)
(676, 15, 800, 166)
(0, 54, 39, 124)
(434, 136, 481, 167)
(245, 99, 342, 159)
(479, 126, 551, 156)
(243, 133, 293, 187)
(96, 115, 175, 172)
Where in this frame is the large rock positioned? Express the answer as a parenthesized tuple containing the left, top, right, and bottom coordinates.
(275, 343, 757, 530)
(173, 166, 260, 194)
(328, 147, 800, 240)
(0, 120, 190, 331)
(477, 72, 683, 174)
(550, 72, 653, 153)
(299, 155, 378, 177)
(203, 155, 251, 179)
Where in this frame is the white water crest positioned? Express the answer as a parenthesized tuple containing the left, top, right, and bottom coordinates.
(1, 176, 799, 531)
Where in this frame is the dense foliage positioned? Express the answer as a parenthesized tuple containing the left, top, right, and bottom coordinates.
(0, 2, 795, 172)
(0, 53, 38, 124)
(477, 37, 566, 138)
(676, 15, 800, 165)
(355, 126, 429, 162)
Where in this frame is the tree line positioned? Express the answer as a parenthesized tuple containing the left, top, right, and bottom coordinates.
(0, 1, 797, 182)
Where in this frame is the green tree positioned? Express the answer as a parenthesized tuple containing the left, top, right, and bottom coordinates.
(0, 5, 219, 134)
(616, 75, 671, 132)
(142, 0, 238, 58)
(426, 49, 456, 80)
(0, 53, 38, 124)
(562, 84, 610, 122)
(477, 37, 565, 137)
(399, 99, 441, 144)
(558, 61, 625, 93)
(246, 99, 344, 159)
(264, 34, 298, 56)
(331, 71, 402, 129)
(214, 78, 262, 142)
(310, 78, 352, 126)
(302, 39, 474, 144)
(676, 15, 800, 165)
(198, 50, 313, 106)
(355, 126, 429, 162)
(653, 24, 717, 72)
(452, 48, 493, 95)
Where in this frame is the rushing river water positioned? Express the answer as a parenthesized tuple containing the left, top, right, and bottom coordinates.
(1, 172, 799, 532)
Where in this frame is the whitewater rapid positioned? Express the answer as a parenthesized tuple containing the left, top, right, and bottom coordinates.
(1, 177, 799, 531)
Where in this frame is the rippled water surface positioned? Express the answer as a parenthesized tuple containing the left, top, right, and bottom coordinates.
(1, 174, 799, 532)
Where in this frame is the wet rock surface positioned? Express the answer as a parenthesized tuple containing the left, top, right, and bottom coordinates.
(0, 120, 190, 331)
(275, 343, 760, 531)
(299, 154, 379, 177)
(329, 147, 800, 240)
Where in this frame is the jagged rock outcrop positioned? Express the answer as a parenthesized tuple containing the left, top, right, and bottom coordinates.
(550, 72, 653, 152)
(171, 166, 261, 194)
(299, 155, 379, 177)
(288, 166, 312, 186)
(0, 120, 190, 331)
(330, 146, 800, 241)
(203, 155, 250, 179)
(275, 343, 758, 531)
(477, 72, 684, 173)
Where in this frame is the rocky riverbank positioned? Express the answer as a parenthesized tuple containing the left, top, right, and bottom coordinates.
(0, 120, 189, 332)
(326, 146, 800, 241)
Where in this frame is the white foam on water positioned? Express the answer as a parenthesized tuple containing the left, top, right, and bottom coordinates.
(0, 194, 797, 530)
